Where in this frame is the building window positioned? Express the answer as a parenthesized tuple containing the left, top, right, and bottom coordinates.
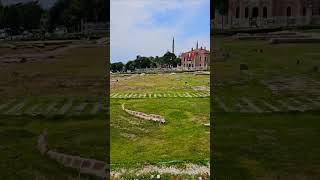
(245, 7, 249, 18)
(287, 7, 292, 17)
(236, 6, 240, 18)
(263, 7, 268, 18)
(303, 7, 306, 16)
(252, 7, 259, 18)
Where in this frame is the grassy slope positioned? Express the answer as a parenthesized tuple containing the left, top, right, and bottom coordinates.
(213, 36, 320, 179)
(112, 73, 209, 94)
(0, 45, 108, 179)
(0, 115, 106, 179)
(214, 37, 320, 98)
(110, 74, 210, 170)
(111, 98, 210, 168)
(214, 112, 320, 180)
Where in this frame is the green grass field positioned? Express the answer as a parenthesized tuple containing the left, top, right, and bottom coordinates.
(213, 34, 320, 179)
(110, 73, 210, 178)
(0, 43, 108, 179)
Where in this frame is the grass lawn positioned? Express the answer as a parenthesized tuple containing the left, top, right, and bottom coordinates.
(213, 34, 320, 179)
(111, 73, 209, 94)
(0, 114, 106, 180)
(214, 112, 320, 180)
(110, 73, 210, 177)
(0, 42, 108, 179)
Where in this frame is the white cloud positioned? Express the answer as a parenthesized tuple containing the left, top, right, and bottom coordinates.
(111, 0, 210, 63)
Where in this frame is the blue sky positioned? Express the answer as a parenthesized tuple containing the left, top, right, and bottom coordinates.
(111, 0, 210, 63)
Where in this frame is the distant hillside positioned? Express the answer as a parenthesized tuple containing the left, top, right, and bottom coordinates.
(2, 0, 57, 9)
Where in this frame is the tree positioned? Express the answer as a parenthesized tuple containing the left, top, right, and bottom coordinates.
(161, 51, 177, 68)
(48, 0, 108, 32)
(110, 62, 124, 72)
(125, 61, 136, 72)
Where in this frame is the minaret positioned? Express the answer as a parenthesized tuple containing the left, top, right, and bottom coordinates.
(172, 37, 175, 54)
(196, 41, 199, 49)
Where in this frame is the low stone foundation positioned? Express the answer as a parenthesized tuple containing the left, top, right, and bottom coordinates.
(122, 104, 165, 123)
(270, 38, 320, 44)
(37, 129, 108, 178)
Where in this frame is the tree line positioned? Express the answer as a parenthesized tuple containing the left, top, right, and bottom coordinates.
(0, 0, 109, 35)
(111, 52, 181, 73)
(0, 2, 43, 34)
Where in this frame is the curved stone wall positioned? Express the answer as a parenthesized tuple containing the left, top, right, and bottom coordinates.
(37, 129, 108, 178)
(122, 104, 165, 123)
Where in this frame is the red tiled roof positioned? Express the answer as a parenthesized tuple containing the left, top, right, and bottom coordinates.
(180, 48, 210, 59)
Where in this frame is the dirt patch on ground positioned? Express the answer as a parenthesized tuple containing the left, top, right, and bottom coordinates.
(0, 41, 107, 97)
(111, 163, 210, 178)
(192, 86, 209, 91)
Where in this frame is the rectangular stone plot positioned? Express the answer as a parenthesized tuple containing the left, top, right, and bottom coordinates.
(25, 103, 43, 115)
(277, 100, 299, 112)
(177, 93, 183, 97)
(260, 100, 280, 112)
(0, 99, 16, 112)
(235, 100, 251, 113)
(303, 97, 320, 107)
(5, 99, 28, 114)
(57, 99, 74, 115)
(241, 98, 263, 113)
(190, 93, 198, 97)
(290, 98, 309, 112)
(90, 103, 103, 114)
(111, 93, 118, 98)
(216, 97, 231, 112)
(73, 103, 88, 114)
(45, 102, 59, 114)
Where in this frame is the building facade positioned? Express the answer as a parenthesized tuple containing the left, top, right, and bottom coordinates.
(214, 0, 320, 30)
(180, 42, 210, 71)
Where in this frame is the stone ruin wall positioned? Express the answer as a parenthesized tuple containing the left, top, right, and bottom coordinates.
(37, 129, 108, 178)
(122, 104, 165, 123)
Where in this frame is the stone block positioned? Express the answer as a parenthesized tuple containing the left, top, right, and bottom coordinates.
(72, 159, 82, 168)
(93, 161, 105, 170)
(81, 160, 92, 168)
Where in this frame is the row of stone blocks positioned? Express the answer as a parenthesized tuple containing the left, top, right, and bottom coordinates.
(37, 129, 108, 178)
(122, 104, 165, 123)
(270, 38, 320, 44)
